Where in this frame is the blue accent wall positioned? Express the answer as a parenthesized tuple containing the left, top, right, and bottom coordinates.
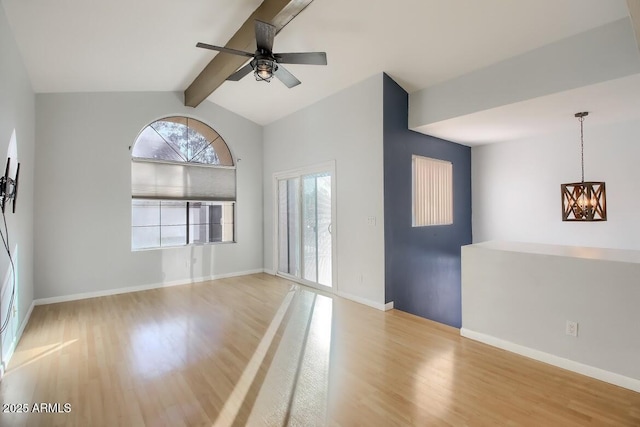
(383, 74, 472, 328)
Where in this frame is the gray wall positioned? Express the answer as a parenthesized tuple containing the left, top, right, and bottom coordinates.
(263, 74, 385, 308)
(473, 118, 640, 249)
(383, 74, 472, 328)
(0, 5, 35, 346)
(35, 93, 263, 299)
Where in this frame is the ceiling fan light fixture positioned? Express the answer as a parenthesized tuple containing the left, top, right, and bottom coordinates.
(195, 20, 324, 89)
(252, 59, 277, 82)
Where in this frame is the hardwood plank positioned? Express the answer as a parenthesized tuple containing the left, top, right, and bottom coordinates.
(0, 273, 638, 426)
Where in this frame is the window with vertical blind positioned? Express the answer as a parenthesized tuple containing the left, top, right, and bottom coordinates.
(412, 155, 453, 227)
(131, 116, 235, 250)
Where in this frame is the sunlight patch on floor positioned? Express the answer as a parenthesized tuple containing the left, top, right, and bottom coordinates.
(246, 290, 333, 426)
(211, 285, 296, 427)
(6, 339, 78, 376)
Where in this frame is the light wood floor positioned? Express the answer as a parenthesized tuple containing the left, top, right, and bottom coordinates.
(1, 274, 638, 426)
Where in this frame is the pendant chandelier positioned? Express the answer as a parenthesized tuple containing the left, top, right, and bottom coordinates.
(561, 112, 606, 221)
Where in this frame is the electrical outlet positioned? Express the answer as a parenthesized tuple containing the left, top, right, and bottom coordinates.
(566, 320, 578, 337)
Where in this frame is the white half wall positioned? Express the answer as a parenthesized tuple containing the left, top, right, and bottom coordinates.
(462, 241, 640, 391)
(35, 93, 263, 299)
(472, 118, 640, 250)
(0, 4, 35, 362)
(263, 74, 385, 307)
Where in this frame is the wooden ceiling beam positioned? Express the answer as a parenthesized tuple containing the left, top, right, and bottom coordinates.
(184, 0, 314, 108)
(628, 0, 640, 52)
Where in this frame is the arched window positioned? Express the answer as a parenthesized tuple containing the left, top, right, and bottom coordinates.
(131, 116, 235, 250)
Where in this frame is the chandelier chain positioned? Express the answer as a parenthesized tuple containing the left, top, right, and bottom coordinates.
(580, 115, 585, 183)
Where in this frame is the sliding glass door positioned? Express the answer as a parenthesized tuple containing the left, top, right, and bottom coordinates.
(276, 164, 334, 289)
(278, 178, 300, 277)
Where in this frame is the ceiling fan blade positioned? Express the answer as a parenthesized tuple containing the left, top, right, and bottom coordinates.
(196, 43, 254, 58)
(185, 0, 315, 107)
(274, 52, 327, 65)
(273, 65, 301, 88)
(255, 20, 276, 52)
(227, 63, 254, 81)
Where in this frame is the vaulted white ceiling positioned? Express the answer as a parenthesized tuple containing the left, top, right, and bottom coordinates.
(1, 0, 634, 140)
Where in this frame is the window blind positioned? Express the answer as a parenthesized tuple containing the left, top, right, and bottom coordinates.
(412, 155, 453, 226)
(131, 160, 236, 201)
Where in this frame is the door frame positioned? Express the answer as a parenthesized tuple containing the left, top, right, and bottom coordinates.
(272, 160, 337, 293)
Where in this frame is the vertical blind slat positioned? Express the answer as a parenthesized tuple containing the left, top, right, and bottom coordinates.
(412, 155, 453, 226)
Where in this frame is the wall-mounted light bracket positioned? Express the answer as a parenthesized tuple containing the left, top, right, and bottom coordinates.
(0, 158, 20, 214)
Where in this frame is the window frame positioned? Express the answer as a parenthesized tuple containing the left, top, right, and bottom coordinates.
(131, 199, 236, 250)
(130, 116, 237, 250)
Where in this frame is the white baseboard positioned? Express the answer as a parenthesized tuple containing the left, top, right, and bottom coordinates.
(460, 328, 640, 393)
(1, 300, 35, 378)
(269, 271, 391, 312)
(34, 269, 266, 306)
(16, 300, 34, 345)
(336, 290, 387, 311)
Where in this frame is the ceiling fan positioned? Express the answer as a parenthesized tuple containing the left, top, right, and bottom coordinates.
(196, 20, 327, 88)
